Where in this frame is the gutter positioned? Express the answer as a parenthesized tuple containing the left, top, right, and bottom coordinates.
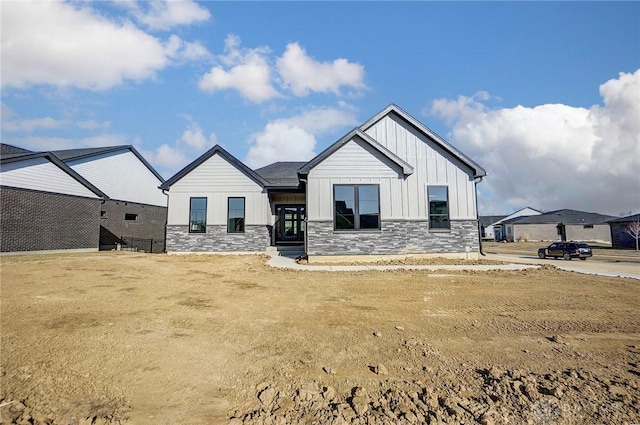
(161, 189, 169, 253)
(474, 176, 486, 256)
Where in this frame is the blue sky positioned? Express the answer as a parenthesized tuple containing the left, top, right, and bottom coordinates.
(2, 1, 639, 216)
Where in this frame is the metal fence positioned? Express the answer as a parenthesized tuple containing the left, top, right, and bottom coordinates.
(120, 236, 164, 253)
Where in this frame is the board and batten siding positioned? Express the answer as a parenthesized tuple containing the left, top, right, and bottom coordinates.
(1, 157, 101, 199)
(306, 138, 406, 221)
(166, 154, 269, 226)
(67, 150, 166, 207)
(363, 114, 477, 220)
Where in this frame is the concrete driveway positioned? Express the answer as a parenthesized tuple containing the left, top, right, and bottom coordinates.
(484, 253, 640, 280)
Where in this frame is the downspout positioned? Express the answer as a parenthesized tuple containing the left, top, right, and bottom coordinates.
(162, 189, 169, 253)
(474, 176, 486, 256)
(299, 175, 308, 259)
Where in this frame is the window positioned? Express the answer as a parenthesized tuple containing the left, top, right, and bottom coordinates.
(227, 197, 245, 233)
(334, 185, 380, 231)
(100, 211, 107, 219)
(428, 186, 450, 230)
(189, 197, 207, 233)
(125, 213, 138, 221)
(583, 224, 594, 229)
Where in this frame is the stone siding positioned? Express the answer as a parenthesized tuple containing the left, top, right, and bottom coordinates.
(166, 224, 269, 252)
(1, 186, 101, 252)
(306, 219, 479, 256)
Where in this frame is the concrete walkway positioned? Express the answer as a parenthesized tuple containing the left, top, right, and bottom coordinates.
(267, 253, 640, 279)
(266, 253, 539, 272)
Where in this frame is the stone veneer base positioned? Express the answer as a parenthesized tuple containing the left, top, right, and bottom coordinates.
(166, 224, 270, 252)
(306, 219, 479, 256)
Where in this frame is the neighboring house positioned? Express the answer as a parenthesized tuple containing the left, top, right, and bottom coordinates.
(1, 146, 107, 253)
(501, 209, 615, 243)
(479, 215, 506, 240)
(50, 146, 167, 253)
(488, 207, 542, 241)
(161, 104, 487, 259)
(608, 214, 640, 249)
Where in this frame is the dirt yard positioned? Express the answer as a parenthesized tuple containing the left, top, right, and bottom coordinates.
(1, 252, 639, 424)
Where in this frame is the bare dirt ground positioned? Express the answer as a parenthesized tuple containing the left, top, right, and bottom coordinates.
(1, 252, 639, 425)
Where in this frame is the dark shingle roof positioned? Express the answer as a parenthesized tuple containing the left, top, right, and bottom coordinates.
(607, 214, 640, 223)
(0, 143, 33, 159)
(504, 209, 615, 225)
(254, 162, 306, 188)
(479, 215, 507, 227)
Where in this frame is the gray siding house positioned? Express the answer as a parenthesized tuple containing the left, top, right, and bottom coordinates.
(161, 104, 487, 260)
(1, 146, 107, 253)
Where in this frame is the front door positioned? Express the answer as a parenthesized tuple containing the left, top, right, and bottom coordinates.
(275, 205, 305, 244)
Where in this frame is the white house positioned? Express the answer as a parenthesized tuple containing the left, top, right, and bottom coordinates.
(160, 104, 487, 260)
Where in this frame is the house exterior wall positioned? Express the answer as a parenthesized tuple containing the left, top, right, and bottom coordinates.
(306, 219, 479, 256)
(99, 200, 167, 252)
(1, 157, 100, 199)
(363, 114, 477, 220)
(166, 224, 269, 252)
(165, 154, 270, 252)
(67, 150, 166, 207)
(610, 222, 639, 249)
(565, 224, 611, 244)
(512, 223, 611, 243)
(1, 186, 101, 252)
(306, 139, 405, 221)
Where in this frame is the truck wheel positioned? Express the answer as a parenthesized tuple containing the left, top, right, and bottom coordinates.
(538, 251, 546, 259)
(563, 252, 571, 261)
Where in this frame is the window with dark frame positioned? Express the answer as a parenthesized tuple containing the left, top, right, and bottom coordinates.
(124, 213, 138, 221)
(227, 197, 245, 233)
(583, 224, 594, 229)
(428, 186, 450, 230)
(189, 197, 207, 233)
(334, 184, 380, 231)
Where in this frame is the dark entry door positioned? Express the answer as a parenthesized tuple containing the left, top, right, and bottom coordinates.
(275, 205, 305, 244)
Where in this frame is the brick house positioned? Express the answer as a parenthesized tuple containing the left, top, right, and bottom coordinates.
(50, 146, 167, 252)
(1, 146, 106, 253)
(1, 144, 167, 253)
(160, 104, 487, 260)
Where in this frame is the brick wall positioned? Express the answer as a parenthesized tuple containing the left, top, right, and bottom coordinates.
(306, 219, 479, 256)
(0, 186, 101, 252)
(100, 200, 167, 252)
(166, 224, 270, 252)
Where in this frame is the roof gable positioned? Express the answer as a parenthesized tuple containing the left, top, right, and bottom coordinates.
(254, 162, 306, 188)
(1, 152, 107, 199)
(299, 129, 414, 176)
(160, 145, 268, 190)
(359, 104, 486, 178)
(51, 145, 165, 183)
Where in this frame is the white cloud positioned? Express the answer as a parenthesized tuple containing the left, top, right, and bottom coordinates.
(245, 104, 359, 168)
(199, 35, 280, 103)
(427, 69, 640, 216)
(198, 36, 367, 103)
(1, 0, 210, 90)
(276, 43, 367, 96)
(142, 116, 218, 174)
(1, 103, 111, 133)
(127, 0, 211, 31)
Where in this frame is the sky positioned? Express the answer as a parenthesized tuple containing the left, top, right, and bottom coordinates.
(1, 1, 639, 217)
